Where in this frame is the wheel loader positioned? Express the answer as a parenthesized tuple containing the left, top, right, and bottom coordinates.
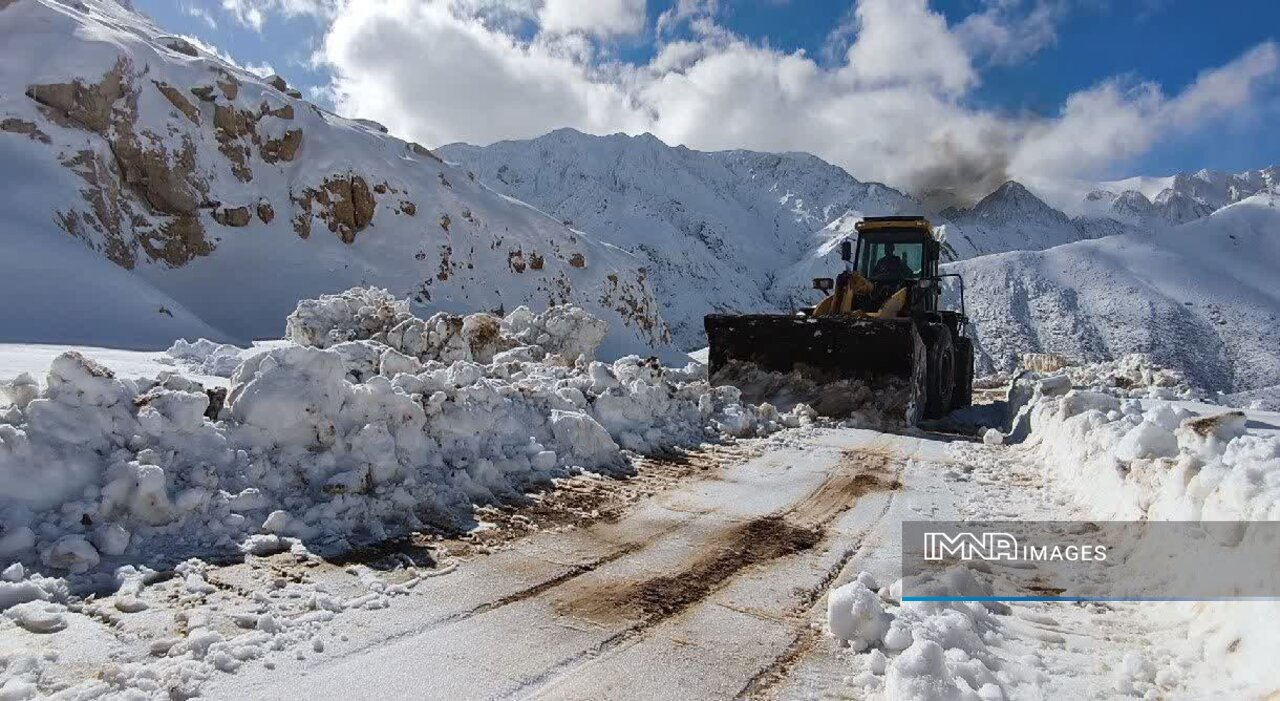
(704, 216, 973, 424)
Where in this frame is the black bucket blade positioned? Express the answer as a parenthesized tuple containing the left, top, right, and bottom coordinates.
(704, 313, 926, 423)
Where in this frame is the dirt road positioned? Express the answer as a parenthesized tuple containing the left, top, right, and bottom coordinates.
(191, 428, 937, 700)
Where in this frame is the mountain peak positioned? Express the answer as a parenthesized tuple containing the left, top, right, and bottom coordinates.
(970, 180, 1059, 217)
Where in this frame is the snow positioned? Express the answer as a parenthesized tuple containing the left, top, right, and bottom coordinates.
(988, 357, 1280, 694)
(440, 130, 927, 348)
(948, 194, 1280, 393)
(810, 355, 1280, 700)
(0, 344, 230, 389)
(0, 0, 672, 361)
(827, 574, 890, 652)
(823, 565, 1025, 700)
(0, 288, 811, 583)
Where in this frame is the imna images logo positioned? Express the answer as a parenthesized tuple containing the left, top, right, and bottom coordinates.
(923, 531, 1106, 562)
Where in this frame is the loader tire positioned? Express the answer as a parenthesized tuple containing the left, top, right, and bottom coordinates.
(952, 336, 974, 410)
(921, 324, 955, 420)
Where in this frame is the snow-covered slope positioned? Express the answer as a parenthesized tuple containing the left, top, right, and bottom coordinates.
(948, 194, 1280, 393)
(440, 129, 921, 347)
(0, 0, 671, 359)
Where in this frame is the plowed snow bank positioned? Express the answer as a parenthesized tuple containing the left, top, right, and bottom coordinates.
(0, 289, 811, 583)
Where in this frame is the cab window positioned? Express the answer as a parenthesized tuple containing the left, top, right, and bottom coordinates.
(859, 241, 924, 279)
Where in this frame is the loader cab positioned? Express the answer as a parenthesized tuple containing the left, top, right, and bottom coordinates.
(849, 216, 942, 311)
(850, 217, 938, 280)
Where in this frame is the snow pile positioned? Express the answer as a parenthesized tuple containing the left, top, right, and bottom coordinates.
(1012, 362, 1280, 693)
(284, 288, 413, 350)
(828, 570, 1034, 700)
(0, 292, 811, 583)
(1056, 354, 1204, 400)
(709, 361, 915, 425)
(165, 339, 255, 377)
(285, 287, 610, 367)
(1025, 394, 1274, 521)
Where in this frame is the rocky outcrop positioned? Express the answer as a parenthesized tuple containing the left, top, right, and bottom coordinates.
(153, 81, 199, 125)
(568, 252, 586, 268)
(260, 101, 293, 120)
(216, 72, 239, 101)
(213, 103, 256, 181)
(1, 117, 50, 144)
(159, 36, 199, 57)
(25, 58, 128, 134)
(33, 60, 215, 269)
(260, 128, 302, 164)
(257, 200, 275, 224)
(142, 215, 212, 266)
(292, 175, 377, 243)
(213, 206, 252, 227)
(407, 142, 441, 162)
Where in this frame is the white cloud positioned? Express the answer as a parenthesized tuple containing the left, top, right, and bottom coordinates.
(300, 0, 1280, 201)
(1011, 42, 1279, 180)
(539, 0, 646, 37)
(839, 0, 975, 95)
(956, 0, 1064, 65)
(182, 2, 218, 29)
(656, 0, 716, 36)
(321, 1, 648, 146)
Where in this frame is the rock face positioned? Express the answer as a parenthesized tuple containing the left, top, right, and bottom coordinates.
(213, 206, 252, 227)
(0, 0, 672, 359)
(291, 175, 377, 243)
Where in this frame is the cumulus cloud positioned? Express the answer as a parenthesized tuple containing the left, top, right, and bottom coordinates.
(321, 1, 648, 146)
(301, 0, 1280, 203)
(1012, 42, 1280, 180)
(539, 0, 646, 37)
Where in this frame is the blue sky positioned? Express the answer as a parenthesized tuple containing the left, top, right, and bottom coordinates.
(132, 0, 1278, 191)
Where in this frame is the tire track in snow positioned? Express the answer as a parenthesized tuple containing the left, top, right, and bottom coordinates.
(518, 447, 903, 699)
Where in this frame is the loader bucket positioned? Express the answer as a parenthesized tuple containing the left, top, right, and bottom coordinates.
(704, 314, 927, 424)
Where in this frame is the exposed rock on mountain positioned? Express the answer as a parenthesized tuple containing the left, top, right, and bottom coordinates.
(0, 0, 670, 358)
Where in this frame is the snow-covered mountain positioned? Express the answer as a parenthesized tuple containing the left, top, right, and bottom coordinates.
(1080, 167, 1277, 227)
(4, 0, 1277, 392)
(938, 181, 1090, 258)
(948, 194, 1280, 393)
(446, 130, 1280, 392)
(440, 129, 921, 346)
(438, 131, 1134, 346)
(0, 0, 671, 359)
